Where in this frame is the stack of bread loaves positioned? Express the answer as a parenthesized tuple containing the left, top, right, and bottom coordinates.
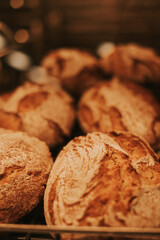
(0, 43, 160, 240)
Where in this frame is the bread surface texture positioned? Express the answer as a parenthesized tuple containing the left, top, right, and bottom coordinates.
(0, 81, 75, 147)
(100, 43, 160, 83)
(41, 48, 103, 95)
(0, 130, 53, 223)
(78, 78, 160, 146)
(44, 131, 160, 231)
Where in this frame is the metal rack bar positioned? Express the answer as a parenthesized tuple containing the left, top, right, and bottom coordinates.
(0, 224, 160, 238)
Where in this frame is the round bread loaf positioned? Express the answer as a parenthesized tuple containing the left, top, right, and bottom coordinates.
(78, 78, 160, 147)
(0, 81, 75, 147)
(100, 43, 160, 83)
(44, 131, 160, 238)
(0, 130, 53, 223)
(41, 48, 103, 96)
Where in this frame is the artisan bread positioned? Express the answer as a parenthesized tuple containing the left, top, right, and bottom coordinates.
(44, 131, 160, 239)
(41, 48, 103, 96)
(100, 43, 160, 83)
(0, 130, 53, 223)
(0, 81, 75, 147)
(78, 77, 160, 147)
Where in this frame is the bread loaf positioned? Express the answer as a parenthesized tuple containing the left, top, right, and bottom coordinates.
(100, 43, 160, 83)
(44, 132, 160, 239)
(78, 78, 160, 147)
(41, 48, 103, 96)
(0, 81, 75, 147)
(0, 130, 53, 223)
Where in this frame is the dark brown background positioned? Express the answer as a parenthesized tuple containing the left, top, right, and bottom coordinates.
(0, 0, 160, 63)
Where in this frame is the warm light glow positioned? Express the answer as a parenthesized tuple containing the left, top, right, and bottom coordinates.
(26, 0, 39, 8)
(6, 51, 31, 71)
(46, 10, 62, 28)
(30, 20, 43, 37)
(27, 66, 60, 85)
(14, 29, 29, 43)
(97, 42, 116, 57)
(10, 0, 24, 9)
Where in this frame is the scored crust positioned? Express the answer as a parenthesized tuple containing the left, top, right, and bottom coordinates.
(41, 48, 103, 96)
(78, 77, 160, 147)
(100, 43, 160, 83)
(44, 131, 160, 236)
(0, 130, 53, 223)
(0, 81, 75, 147)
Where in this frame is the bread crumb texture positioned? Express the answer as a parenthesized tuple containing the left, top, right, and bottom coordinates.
(0, 130, 53, 223)
(44, 132, 160, 231)
(78, 78, 160, 146)
(0, 81, 75, 147)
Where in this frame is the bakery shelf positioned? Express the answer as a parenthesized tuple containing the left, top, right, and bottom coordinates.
(0, 224, 160, 240)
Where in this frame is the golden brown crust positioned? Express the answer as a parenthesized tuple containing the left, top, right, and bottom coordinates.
(41, 48, 103, 96)
(0, 81, 76, 147)
(0, 130, 53, 223)
(78, 78, 160, 146)
(44, 132, 160, 235)
(100, 43, 160, 83)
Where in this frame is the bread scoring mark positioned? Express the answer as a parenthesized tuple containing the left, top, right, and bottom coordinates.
(18, 91, 49, 113)
(91, 89, 106, 106)
(56, 56, 66, 72)
(109, 107, 127, 131)
(79, 105, 93, 130)
(47, 119, 66, 145)
(0, 165, 25, 185)
(0, 110, 23, 131)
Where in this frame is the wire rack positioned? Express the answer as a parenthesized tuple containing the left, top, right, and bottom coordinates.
(1, 21, 160, 240)
(0, 200, 160, 240)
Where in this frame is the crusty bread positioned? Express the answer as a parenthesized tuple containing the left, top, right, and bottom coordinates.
(100, 43, 160, 83)
(41, 48, 103, 96)
(0, 81, 75, 147)
(44, 131, 160, 239)
(0, 130, 53, 223)
(78, 77, 160, 147)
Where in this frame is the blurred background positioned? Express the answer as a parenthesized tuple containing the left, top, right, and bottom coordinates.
(0, 0, 160, 63)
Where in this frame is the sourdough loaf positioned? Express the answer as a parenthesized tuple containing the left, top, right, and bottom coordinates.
(0, 130, 53, 223)
(100, 43, 160, 83)
(78, 77, 160, 147)
(44, 132, 160, 239)
(0, 81, 75, 147)
(41, 48, 103, 96)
